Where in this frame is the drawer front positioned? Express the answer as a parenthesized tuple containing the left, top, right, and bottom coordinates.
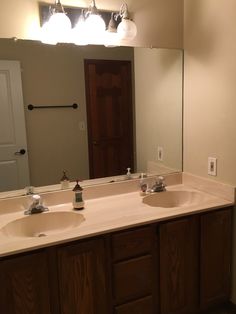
(112, 226, 154, 261)
(115, 296, 154, 314)
(113, 255, 153, 304)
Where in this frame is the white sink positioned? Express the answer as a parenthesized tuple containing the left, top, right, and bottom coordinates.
(0, 211, 85, 238)
(142, 190, 203, 208)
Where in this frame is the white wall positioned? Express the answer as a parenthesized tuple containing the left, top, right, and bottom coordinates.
(184, 0, 236, 302)
(135, 48, 182, 174)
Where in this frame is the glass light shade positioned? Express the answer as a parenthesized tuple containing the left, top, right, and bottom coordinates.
(46, 12, 72, 44)
(41, 22, 57, 45)
(73, 18, 88, 46)
(85, 14, 106, 44)
(117, 18, 137, 41)
(103, 31, 119, 47)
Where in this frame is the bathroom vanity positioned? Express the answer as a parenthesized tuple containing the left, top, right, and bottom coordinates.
(0, 176, 234, 314)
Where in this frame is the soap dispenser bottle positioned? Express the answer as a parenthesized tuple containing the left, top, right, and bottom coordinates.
(126, 167, 132, 180)
(60, 170, 70, 189)
(72, 180, 84, 210)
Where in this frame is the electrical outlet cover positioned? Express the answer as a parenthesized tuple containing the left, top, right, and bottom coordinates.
(157, 146, 164, 161)
(208, 157, 217, 176)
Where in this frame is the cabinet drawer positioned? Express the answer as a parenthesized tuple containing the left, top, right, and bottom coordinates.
(112, 226, 154, 261)
(113, 255, 153, 304)
(115, 296, 154, 314)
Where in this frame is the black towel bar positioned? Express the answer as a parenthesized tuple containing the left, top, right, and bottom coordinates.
(28, 103, 78, 110)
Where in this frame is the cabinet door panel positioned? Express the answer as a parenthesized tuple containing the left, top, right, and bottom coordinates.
(115, 296, 154, 314)
(113, 255, 153, 305)
(57, 239, 108, 314)
(112, 227, 154, 261)
(159, 216, 199, 314)
(200, 208, 232, 309)
(0, 251, 51, 314)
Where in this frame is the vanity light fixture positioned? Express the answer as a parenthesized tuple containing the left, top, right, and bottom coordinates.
(104, 13, 119, 47)
(73, 10, 88, 46)
(41, 0, 72, 45)
(84, 0, 106, 44)
(116, 3, 137, 41)
(39, 1, 137, 46)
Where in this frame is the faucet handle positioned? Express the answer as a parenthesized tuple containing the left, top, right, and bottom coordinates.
(157, 176, 165, 183)
(32, 194, 41, 205)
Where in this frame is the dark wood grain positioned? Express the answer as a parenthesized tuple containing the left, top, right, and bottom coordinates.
(200, 208, 232, 310)
(115, 295, 154, 314)
(0, 251, 51, 314)
(112, 226, 155, 262)
(113, 255, 154, 305)
(159, 215, 199, 314)
(84, 59, 134, 178)
(57, 238, 109, 314)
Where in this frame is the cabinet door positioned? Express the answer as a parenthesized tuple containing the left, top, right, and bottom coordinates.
(0, 251, 51, 314)
(159, 216, 199, 314)
(57, 238, 109, 314)
(200, 208, 232, 309)
(111, 226, 159, 313)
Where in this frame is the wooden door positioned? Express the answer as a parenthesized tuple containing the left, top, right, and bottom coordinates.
(0, 251, 51, 314)
(57, 238, 109, 314)
(159, 216, 199, 314)
(200, 208, 232, 310)
(84, 60, 134, 179)
(0, 60, 30, 192)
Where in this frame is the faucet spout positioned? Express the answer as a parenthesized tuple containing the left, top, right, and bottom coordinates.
(24, 195, 49, 215)
(151, 176, 166, 193)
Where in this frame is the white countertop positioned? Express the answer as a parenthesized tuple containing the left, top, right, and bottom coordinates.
(0, 183, 234, 258)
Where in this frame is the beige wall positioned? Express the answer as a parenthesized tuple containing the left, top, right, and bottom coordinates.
(184, 0, 236, 302)
(0, 39, 133, 186)
(134, 48, 182, 174)
(0, 0, 183, 49)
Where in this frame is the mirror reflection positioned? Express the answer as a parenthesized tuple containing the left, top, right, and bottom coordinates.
(0, 38, 183, 194)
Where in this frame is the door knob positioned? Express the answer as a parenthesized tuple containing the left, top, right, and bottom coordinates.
(15, 149, 26, 155)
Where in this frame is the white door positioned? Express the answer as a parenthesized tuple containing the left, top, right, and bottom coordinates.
(0, 60, 30, 192)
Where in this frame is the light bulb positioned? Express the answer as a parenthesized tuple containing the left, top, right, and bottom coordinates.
(41, 22, 57, 45)
(103, 31, 119, 47)
(117, 18, 137, 41)
(85, 14, 106, 44)
(44, 12, 72, 44)
(73, 14, 88, 46)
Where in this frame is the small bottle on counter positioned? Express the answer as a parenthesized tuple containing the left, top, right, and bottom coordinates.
(60, 170, 70, 189)
(72, 180, 84, 210)
(139, 173, 148, 196)
(126, 167, 132, 180)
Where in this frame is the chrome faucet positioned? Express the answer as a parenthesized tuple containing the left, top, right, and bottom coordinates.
(24, 195, 49, 215)
(151, 176, 166, 192)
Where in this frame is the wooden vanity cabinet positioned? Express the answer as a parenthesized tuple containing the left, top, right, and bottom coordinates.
(0, 206, 232, 314)
(159, 215, 199, 314)
(158, 207, 232, 314)
(56, 238, 109, 314)
(110, 226, 159, 314)
(0, 238, 110, 314)
(200, 207, 232, 310)
(0, 251, 51, 314)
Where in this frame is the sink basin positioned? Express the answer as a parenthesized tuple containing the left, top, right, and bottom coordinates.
(143, 190, 203, 208)
(0, 211, 85, 238)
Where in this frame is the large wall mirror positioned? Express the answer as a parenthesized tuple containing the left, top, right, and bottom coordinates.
(0, 38, 183, 194)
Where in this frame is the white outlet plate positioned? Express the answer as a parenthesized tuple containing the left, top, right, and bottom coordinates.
(157, 146, 164, 161)
(208, 157, 217, 176)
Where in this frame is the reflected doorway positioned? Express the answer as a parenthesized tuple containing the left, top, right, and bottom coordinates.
(85, 59, 134, 179)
